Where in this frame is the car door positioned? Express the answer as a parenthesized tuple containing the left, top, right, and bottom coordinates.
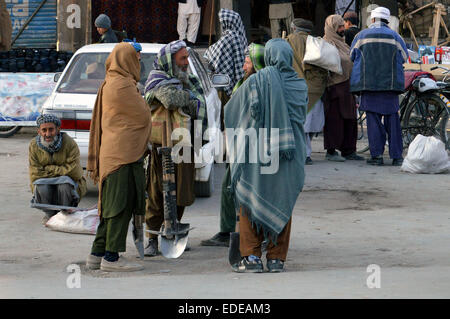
(188, 49, 221, 140)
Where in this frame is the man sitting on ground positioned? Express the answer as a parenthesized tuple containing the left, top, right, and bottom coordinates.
(29, 114, 87, 224)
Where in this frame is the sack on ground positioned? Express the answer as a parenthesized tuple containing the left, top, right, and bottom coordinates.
(45, 209, 99, 235)
(303, 35, 343, 75)
(401, 134, 450, 174)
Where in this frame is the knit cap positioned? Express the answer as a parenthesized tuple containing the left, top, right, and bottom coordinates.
(95, 14, 111, 29)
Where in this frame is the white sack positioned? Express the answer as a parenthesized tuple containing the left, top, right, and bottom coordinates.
(303, 35, 343, 75)
(46, 209, 100, 235)
(401, 134, 450, 174)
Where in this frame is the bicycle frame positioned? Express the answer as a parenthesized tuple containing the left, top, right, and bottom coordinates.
(399, 90, 414, 122)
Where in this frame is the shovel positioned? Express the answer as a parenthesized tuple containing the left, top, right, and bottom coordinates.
(228, 207, 241, 265)
(145, 110, 192, 259)
(31, 202, 88, 213)
(132, 214, 145, 259)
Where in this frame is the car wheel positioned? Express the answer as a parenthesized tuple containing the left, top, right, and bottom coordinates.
(0, 126, 22, 138)
(194, 164, 214, 197)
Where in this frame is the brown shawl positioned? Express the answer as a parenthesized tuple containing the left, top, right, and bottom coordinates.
(323, 15, 353, 87)
(87, 42, 151, 214)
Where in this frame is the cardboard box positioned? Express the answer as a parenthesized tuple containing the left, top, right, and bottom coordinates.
(419, 45, 436, 64)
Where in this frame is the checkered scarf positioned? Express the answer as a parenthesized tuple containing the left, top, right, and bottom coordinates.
(36, 132, 64, 154)
(204, 9, 248, 96)
(36, 114, 61, 128)
(145, 40, 207, 135)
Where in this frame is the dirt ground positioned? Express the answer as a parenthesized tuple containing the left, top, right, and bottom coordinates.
(1, 128, 449, 299)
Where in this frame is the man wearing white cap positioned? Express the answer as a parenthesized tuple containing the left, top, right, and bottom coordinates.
(349, 7, 408, 166)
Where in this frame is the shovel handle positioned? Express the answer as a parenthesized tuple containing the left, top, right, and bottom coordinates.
(162, 121, 167, 147)
(165, 109, 173, 148)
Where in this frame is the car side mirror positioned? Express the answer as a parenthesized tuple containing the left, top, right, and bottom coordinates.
(210, 74, 230, 88)
(54, 72, 62, 82)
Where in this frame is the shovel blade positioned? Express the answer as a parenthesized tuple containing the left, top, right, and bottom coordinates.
(132, 215, 145, 259)
(134, 239, 145, 260)
(160, 232, 189, 259)
(228, 232, 241, 265)
(31, 202, 84, 212)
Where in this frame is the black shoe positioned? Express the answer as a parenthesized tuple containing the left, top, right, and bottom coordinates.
(344, 152, 364, 160)
(392, 158, 403, 166)
(267, 259, 285, 273)
(367, 156, 384, 166)
(231, 255, 264, 273)
(200, 232, 230, 247)
(305, 157, 313, 165)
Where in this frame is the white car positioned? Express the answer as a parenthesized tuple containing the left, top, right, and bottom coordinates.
(42, 43, 226, 197)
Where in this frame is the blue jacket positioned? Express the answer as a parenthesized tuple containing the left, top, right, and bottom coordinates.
(349, 22, 408, 93)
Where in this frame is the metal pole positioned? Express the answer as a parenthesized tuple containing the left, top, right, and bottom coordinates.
(209, 0, 215, 46)
(342, 0, 356, 16)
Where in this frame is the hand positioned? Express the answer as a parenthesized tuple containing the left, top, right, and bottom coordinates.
(182, 100, 199, 119)
(186, 90, 197, 100)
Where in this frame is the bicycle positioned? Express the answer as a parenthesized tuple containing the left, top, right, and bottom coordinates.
(357, 69, 449, 152)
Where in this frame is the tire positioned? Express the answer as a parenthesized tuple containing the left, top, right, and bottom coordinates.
(194, 164, 214, 198)
(0, 126, 22, 138)
(401, 93, 449, 149)
(357, 110, 366, 140)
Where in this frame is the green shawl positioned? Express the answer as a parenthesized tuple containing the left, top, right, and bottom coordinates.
(224, 39, 308, 243)
(232, 43, 266, 94)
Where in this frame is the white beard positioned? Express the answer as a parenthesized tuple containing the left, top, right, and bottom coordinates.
(40, 135, 58, 148)
(173, 63, 190, 87)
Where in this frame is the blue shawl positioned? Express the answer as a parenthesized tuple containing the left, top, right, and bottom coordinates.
(224, 39, 308, 243)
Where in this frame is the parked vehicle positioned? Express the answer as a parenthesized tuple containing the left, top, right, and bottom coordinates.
(42, 43, 228, 197)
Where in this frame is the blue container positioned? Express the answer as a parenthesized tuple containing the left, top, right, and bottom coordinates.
(7, 0, 57, 49)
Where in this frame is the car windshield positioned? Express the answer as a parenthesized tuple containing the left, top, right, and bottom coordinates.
(56, 52, 157, 94)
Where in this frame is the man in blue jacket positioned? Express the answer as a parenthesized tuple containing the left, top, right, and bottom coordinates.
(349, 6, 408, 166)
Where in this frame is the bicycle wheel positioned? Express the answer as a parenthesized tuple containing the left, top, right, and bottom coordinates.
(0, 126, 22, 138)
(356, 110, 370, 153)
(401, 93, 449, 148)
(357, 110, 366, 140)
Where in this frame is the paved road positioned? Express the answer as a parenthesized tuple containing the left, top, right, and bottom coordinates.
(1, 128, 450, 299)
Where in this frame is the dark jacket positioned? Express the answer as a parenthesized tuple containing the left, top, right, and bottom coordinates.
(177, 0, 205, 6)
(350, 22, 408, 94)
(344, 26, 359, 47)
(98, 28, 119, 43)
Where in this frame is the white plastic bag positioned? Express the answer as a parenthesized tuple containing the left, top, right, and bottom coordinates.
(46, 209, 100, 235)
(401, 134, 450, 174)
(303, 35, 343, 75)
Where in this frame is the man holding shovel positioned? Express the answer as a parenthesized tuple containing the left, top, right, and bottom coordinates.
(144, 40, 206, 257)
